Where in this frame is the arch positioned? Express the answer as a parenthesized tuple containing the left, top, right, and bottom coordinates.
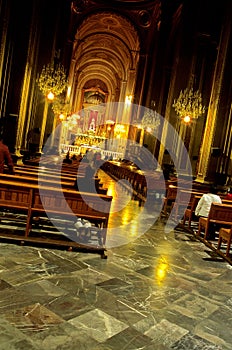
(68, 11, 140, 120)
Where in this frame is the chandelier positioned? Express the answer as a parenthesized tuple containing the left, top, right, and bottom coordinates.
(37, 61, 68, 97)
(52, 97, 71, 118)
(141, 110, 160, 131)
(173, 87, 206, 120)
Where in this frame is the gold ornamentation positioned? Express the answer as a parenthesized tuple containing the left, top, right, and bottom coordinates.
(37, 62, 68, 97)
(173, 87, 206, 120)
(52, 98, 71, 117)
(141, 110, 160, 131)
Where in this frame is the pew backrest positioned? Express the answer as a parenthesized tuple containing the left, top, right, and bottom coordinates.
(0, 179, 113, 244)
(208, 203, 232, 223)
(197, 202, 232, 239)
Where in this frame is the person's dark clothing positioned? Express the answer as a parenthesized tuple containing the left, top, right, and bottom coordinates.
(0, 141, 15, 174)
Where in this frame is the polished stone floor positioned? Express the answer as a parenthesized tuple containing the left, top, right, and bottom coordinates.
(0, 170, 232, 349)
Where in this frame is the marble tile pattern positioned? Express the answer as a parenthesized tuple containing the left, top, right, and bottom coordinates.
(0, 170, 231, 349)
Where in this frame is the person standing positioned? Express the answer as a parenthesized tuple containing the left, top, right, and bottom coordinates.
(0, 139, 15, 174)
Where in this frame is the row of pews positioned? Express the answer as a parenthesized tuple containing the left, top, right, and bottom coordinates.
(0, 160, 112, 258)
(195, 202, 232, 261)
(167, 187, 232, 262)
(100, 160, 232, 262)
(21, 158, 232, 261)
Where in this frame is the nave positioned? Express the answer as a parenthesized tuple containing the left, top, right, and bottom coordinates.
(0, 170, 231, 349)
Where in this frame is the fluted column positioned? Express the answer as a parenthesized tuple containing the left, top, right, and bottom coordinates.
(116, 80, 127, 123)
(38, 99, 49, 153)
(196, 6, 231, 183)
(14, 2, 39, 156)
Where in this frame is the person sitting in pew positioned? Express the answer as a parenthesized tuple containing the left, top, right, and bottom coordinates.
(75, 161, 96, 193)
(195, 185, 222, 239)
(63, 151, 72, 164)
(0, 138, 15, 174)
(225, 187, 232, 200)
(195, 185, 222, 218)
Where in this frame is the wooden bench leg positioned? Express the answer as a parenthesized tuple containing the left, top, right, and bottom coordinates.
(218, 228, 232, 257)
(101, 251, 107, 259)
(196, 223, 201, 236)
(226, 237, 232, 257)
(217, 235, 223, 251)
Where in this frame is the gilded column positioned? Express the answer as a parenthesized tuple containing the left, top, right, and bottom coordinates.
(38, 99, 49, 153)
(196, 6, 231, 183)
(116, 80, 127, 123)
(14, 3, 39, 157)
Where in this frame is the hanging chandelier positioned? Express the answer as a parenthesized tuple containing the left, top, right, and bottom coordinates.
(141, 110, 160, 131)
(172, 87, 206, 121)
(52, 97, 71, 119)
(37, 61, 68, 97)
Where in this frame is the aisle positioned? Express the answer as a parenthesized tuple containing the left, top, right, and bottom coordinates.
(97, 169, 163, 248)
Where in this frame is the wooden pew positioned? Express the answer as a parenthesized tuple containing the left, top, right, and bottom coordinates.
(196, 203, 232, 240)
(136, 171, 166, 205)
(15, 163, 86, 178)
(182, 195, 201, 228)
(183, 197, 232, 230)
(217, 226, 232, 257)
(19, 158, 87, 177)
(162, 184, 210, 218)
(161, 185, 179, 217)
(0, 179, 112, 257)
(6, 166, 107, 194)
(217, 226, 232, 258)
(170, 191, 202, 222)
(14, 166, 77, 180)
(0, 173, 75, 188)
(101, 161, 166, 204)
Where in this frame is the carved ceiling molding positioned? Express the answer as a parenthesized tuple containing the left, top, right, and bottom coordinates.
(71, 0, 161, 30)
(83, 79, 108, 93)
(69, 3, 159, 112)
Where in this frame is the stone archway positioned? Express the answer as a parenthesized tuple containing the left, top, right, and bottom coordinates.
(68, 11, 140, 127)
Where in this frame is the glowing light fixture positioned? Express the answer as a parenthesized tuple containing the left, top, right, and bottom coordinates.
(141, 110, 160, 131)
(37, 61, 68, 153)
(67, 86, 71, 99)
(52, 97, 71, 120)
(47, 91, 55, 100)
(37, 61, 68, 97)
(173, 87, 206, 122)
(125, 95, 132, 105)
(183, 115, 191, 124)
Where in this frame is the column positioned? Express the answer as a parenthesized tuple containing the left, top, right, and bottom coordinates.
(38, 99, 49, 153)
(196, 6, 231, 183)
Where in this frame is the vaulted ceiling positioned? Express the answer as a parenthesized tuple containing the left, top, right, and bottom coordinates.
(69, 11, 140, 110)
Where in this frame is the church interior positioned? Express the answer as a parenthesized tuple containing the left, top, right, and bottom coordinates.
(0, 0, 232, 349)
(1, 0, 231, 185)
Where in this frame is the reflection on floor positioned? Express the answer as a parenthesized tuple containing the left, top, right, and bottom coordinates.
(0, 170, 231, 349)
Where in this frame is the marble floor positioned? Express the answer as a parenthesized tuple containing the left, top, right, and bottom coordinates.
(0, 170, 232, 349)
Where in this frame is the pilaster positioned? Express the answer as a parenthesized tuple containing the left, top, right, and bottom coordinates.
(196, 4, 231, 184)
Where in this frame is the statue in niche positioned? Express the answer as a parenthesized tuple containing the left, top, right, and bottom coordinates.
(89, 118, 96, 131)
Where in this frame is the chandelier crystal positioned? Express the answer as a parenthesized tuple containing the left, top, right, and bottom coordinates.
(141, 110, 160, 131)
(173, 87, 206, 120)
(37, 61, 68, 97)
(52, 97, 71, 117)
